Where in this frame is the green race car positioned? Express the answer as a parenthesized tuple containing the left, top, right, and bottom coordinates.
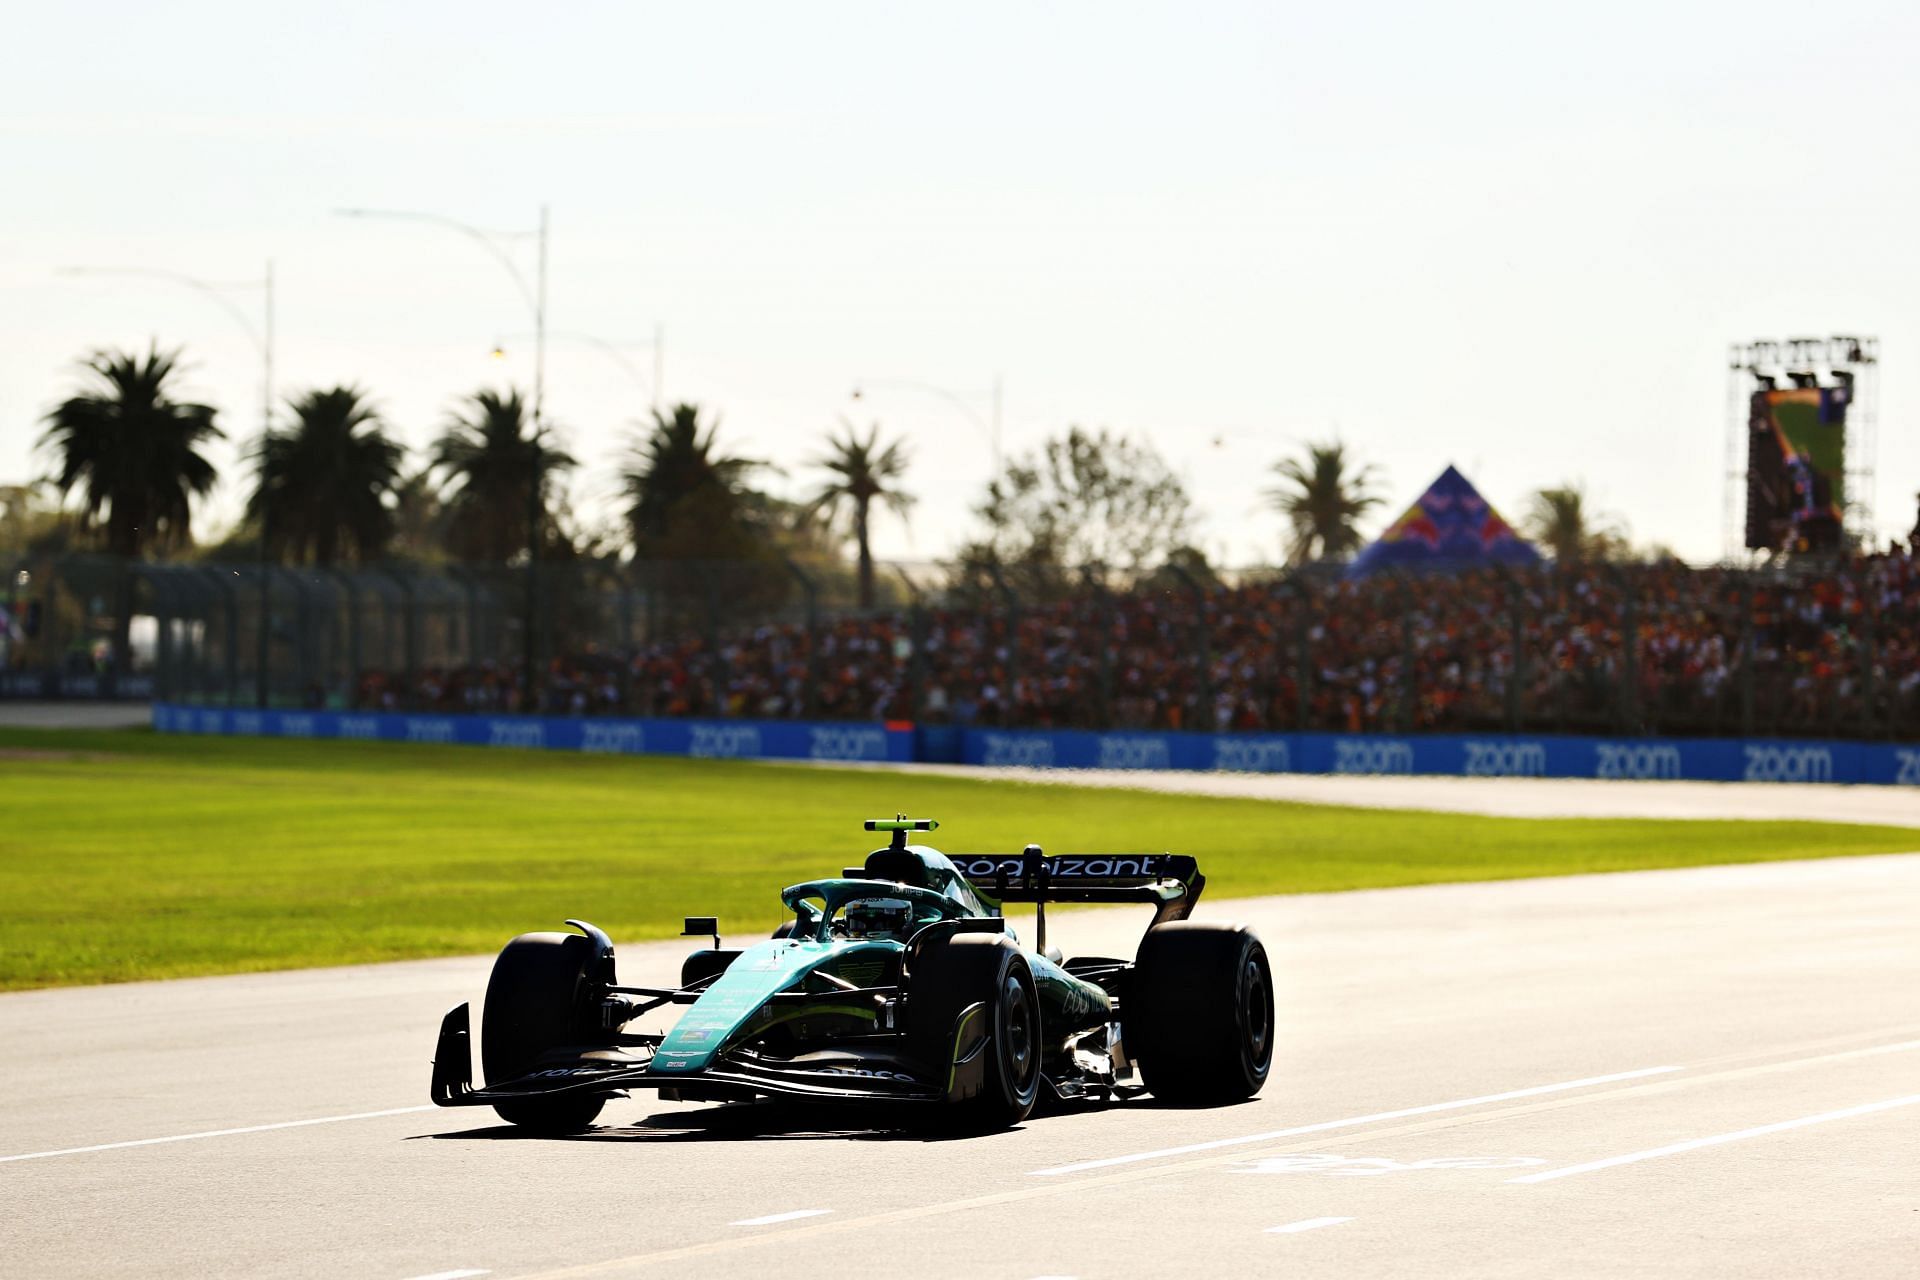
(429, 818, 1273, 1131)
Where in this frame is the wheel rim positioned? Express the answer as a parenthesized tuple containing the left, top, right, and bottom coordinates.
(1242, 949, 1272, 1067)
(1002, 971, 1036, 1094)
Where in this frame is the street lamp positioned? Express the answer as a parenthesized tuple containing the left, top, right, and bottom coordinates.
(492, 325, 663, 410)
(850, 376, 1003, 476)
(336, 205, 550, 705)
(56, 262, 277, 708)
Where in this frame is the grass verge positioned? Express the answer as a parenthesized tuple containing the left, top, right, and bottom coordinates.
(1, 727, 1913, 990)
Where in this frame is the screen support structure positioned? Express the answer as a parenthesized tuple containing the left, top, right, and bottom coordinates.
(1724, 336, 1879, 560)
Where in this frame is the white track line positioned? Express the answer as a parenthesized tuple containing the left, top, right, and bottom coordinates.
(1029, 1065, 1680, 1176)
(1267, 1217, 1353, 1234)
(730, 1209, 832, 1227)
(0, 1105, 435, 1165)
(1511, 1093, 1920, 1184)
(401, 1271, 490, 1280)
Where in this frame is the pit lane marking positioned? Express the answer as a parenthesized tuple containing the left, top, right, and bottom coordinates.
(1028, 1065, 1679, 1176)
(1267, 1217, 1353, 1234)
(0, 1105, 436, 1165)
(1510, 1093, 1920, 1184)
(730, 1209, 832, 1227)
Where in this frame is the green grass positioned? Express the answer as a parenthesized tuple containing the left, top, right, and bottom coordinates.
(0, 727, 1914, 991)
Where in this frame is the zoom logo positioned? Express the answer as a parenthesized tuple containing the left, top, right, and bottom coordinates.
(980, 734, 1055, 768)
(1742, 745, 1832, 784)
(1097, 735, 1171, 771)
(1464, 741, 1547, 777)
(489, 719, 545, 749)
(405, 717, 456, 744)
(338, 716, 381, 740)
(1334, 739, 1414, 775)
(1595, 743, 1681, 780)
(1896, 750, 1920, 787)
(278, 714, 315, 739)
(581, 723, 645, 754)
(809, 726, 887, 761)
(1213, 739, 1292, 774)
(233, 712, 264, 737)
(690, 724, 762, 758)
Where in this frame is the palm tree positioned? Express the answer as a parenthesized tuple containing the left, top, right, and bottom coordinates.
(1524, 481, 1626, 563)
(431, 389, 576, 563)
(1264, 440, 1382, 565)
(621, 403, 763, 549)
(38, 345, 222, 558)
(807, 421, 913, 608)
(247, 386, 404, 566)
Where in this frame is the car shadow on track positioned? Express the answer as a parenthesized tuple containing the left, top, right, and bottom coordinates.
(418, 1092, 1260, 1146)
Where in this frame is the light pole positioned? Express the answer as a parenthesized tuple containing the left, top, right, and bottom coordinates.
(337, 205, 549, 705)
(492, 326, 662, 410)
(56, 263, 276, 706)
(850, 375, 1003, 476)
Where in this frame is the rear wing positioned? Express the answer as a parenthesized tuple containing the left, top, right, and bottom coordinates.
(951, 847, 1203, 925)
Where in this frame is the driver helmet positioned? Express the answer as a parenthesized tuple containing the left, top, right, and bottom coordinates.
(843, 897, 914, 939)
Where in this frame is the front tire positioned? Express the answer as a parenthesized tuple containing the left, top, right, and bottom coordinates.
(481, 932, 609, 1132)
(1126, 922, 1273, 1104)
(908, 935, 1042, 1130)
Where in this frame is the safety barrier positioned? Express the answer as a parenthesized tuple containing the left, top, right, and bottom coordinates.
(151, 706, 1919, 786)
(151, 705, 914, 764)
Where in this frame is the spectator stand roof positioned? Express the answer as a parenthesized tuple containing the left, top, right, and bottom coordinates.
(1347, 465, 1541, 578)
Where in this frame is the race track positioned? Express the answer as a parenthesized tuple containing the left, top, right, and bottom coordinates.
(5, 851, 1918, 1278)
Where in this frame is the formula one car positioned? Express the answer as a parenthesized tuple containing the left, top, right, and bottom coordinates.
(429, 818, 1273, 1131)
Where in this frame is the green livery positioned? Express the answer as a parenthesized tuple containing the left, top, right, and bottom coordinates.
(430, 817, 1273, 1132)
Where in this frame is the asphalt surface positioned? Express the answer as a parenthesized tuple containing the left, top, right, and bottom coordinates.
(0, 700, 151, 730)
(5, 850, 1919, 1278)
(823, 761, 1920, 828)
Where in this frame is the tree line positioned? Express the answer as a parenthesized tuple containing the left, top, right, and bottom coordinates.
(9, 342, 1638, 610)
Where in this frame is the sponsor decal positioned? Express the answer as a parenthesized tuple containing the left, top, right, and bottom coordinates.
(525, 1066, 616, 1079)
(1897, 749, 1920, 787)
(950, 854, 1166, 881)
(1213, 738, 1291, 773)
(338, 716, 381, 740)
(816, 1066, 915, 1082)
(233, 712, 264, 737)
(681, 1030, 709, 1042)
(1096, 735, 1172, 771)
(581, 722, 646, 754)
(1742, 744, 1833, 784)
(1595, 742, 1682, 780)
(1334, 738, 1414, 775)
(1464, 740, 1547, 778)
(197, 711, 225, 733)
(808, 725, 888, 761)
(279, 714, 315, 739)
(488, 718, 545, 749)
(405, 717, 456, 744)
(979, 733, 1055, 768)
(690, 724, 763, 759)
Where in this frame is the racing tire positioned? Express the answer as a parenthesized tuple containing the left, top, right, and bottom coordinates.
(908, 935, 1042, 1131)
(1126, 922, 1273, 1105)
(481, 932, 609, 1132)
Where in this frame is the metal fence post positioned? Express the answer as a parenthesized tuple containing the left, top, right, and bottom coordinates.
(783, 558, 820, 718)
(986, 563, 1020, 728)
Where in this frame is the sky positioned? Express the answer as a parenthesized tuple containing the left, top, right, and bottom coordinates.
(4, 0, 1918, 569)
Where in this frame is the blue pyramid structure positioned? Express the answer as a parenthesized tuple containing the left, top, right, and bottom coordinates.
(1346, 465, 1540, 578)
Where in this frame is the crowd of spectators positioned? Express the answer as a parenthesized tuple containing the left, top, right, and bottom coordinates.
(356, 549, 1920, 740)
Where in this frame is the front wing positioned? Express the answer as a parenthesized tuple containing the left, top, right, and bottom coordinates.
(430, 1003, 986, 1109)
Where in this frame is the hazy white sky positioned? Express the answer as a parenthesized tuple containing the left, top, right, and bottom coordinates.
(4, 0, 1917, 567)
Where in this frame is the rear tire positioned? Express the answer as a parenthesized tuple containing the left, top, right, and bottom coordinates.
(1126, 922, 1272, 1105)
(908, 935, 1041, 1130)
(481, 932, 608, 1132)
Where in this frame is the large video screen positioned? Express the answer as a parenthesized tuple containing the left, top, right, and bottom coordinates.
(1745, 385, 1848, 551)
